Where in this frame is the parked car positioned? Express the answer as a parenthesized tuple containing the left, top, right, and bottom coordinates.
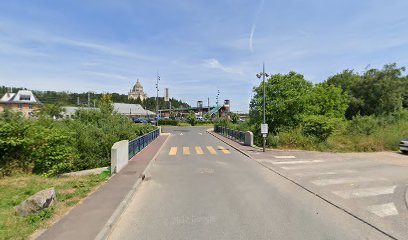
(399, 138, 408, 154)
(133, 118, 147, 123)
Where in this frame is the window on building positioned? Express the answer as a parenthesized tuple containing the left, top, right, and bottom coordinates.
(19, 95, 31, 101)
(18, 103, 23, 108)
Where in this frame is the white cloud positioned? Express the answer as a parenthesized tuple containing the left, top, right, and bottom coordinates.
(203, 58, 244, 75)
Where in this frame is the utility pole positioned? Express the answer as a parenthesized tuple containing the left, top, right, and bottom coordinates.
(256, 62, 270, 152)
(207, 97, 210, 116)
(156, 72, 160, 126)
(87, 92, 90, 107)
(216, 90, 220, 120)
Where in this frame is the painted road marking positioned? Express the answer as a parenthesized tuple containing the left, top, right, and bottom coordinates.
(195, 146, 204, 155)
(311, 177, 383, 186)
(169, 147, 177, 156)
(180, 133, 183, 135)
(274, 156, 296, 159)
(207, 146, 217, 155)
(218, 146, 231, 154)
(295, 169, 357, 177)
(367, 203, 398, 217)
(332, 186, 396, 199)
(198, 133, 203, 135)
(183, 147, 190, 155)
(272, 160, 324, 165)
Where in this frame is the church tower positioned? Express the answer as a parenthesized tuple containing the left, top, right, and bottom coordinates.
(128, 79, 147, 100)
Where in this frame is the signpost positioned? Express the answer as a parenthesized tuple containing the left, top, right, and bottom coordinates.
(261, 123, 268, 152)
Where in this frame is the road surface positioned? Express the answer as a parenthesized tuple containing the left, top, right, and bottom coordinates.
(108, 126, 398, 240)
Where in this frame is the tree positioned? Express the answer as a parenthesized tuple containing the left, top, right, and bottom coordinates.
(306, 83, 349, 118)
(249, 71, 313, 133)
(231, 113, 240, 124)
(40, 103, 64, 118)
(186, 111, 197, 126)
(99, 93, 114, 114)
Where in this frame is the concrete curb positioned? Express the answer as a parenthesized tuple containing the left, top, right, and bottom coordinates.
(405, 186, 408, 211)
(95, 135, 170, 240)
(206, 129, 253, 159)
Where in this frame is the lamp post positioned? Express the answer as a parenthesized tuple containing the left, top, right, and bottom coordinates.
(256, 62, 270, 152)
(216, 90, 220, 120)
(156, 73, 160, 126)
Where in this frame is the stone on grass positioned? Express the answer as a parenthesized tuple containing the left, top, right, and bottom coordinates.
(15, 188, 57, 217)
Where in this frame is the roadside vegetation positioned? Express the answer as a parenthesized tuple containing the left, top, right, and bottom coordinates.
(0, 94, 156, 177)
(0, 172, 109, 240)
(217, 63, 408, 152)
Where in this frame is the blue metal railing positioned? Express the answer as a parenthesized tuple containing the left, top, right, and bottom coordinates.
(214, 125, 245, 143)
(128, 128, 160, 159)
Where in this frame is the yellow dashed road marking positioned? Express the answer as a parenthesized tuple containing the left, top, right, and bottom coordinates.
(183, 147, 190, 155)
(169, 147, 177, 156)
(218, 146, 231, 154)
(195, 146, 204, 155)
(206, 146, 217, 155)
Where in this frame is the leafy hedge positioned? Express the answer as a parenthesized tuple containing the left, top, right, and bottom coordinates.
(0, 108, 155, 177)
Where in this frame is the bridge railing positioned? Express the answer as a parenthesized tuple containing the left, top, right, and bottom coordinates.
(128, 128, 160, 159)
(214, 125, 252, 145)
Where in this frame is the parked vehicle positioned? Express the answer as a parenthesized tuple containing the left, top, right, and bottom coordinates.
(133, 118, 147, 123)
(399, 138, 408, 154)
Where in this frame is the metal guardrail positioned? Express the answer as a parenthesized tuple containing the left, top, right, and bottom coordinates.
(214, 125, 245, 143)
(128, 128, 160, 159)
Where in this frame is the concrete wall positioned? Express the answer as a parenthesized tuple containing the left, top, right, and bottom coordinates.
(111, 140, 129, 174)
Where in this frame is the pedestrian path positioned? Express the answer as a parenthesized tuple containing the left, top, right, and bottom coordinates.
(168, 146, 231, 156)
(257, 155, 403, 219)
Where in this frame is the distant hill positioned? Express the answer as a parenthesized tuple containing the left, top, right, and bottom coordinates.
(0, 86, 190, 111)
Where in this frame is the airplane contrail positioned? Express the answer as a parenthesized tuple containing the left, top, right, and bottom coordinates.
(249, 0, 265, 53)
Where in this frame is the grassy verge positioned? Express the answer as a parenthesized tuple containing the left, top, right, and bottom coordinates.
(0, 172, 109, 240)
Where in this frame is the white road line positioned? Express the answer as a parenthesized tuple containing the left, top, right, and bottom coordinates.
(198, 133, 203, 135)
(272, 160, 324, 165)
(180, 133, 183, 135)
(274, 156, 296, 159)
(294, 169, 357, 177)
(311, 177, 384, 186)
(332, 186, 396, 199)
(367, 203, 398, 217)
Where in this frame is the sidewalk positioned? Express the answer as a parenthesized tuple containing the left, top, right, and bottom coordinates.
(207, 130, 260, 158)
(36, 135, 169, 240)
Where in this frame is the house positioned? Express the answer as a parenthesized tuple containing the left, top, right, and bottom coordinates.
(0, 90, 42, 117)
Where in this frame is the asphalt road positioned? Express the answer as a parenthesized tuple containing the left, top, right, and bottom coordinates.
(108, 126, 394, 240)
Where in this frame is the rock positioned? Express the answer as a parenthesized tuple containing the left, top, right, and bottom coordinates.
(15, 188, 57, 217)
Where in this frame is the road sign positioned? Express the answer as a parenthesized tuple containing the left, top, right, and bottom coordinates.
(262, 133, 267, 137)
(261, 124, 268, 134)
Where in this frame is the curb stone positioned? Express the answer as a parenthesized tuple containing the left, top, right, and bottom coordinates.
(95, 135, 170, 240)
(206, 129, 253, 159)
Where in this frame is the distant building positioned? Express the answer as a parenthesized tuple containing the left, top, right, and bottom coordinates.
(62, 106, 99, 119)
(128, 79, 147, 101)
(0, 90, 42, 117)
(113, 103, 155, 118)
(159, 99, 231, 119)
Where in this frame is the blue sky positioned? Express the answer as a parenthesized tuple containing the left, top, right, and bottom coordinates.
(1, 0, 408, 112)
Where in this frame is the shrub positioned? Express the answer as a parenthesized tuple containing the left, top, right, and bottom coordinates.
(347, 115, 379, 135)
(158, 119, 179, 126)
(302, 115, 339, 141)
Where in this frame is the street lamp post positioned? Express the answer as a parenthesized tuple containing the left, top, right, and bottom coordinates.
(156, 73, 160, 126)
(256, 62, 270, 152)
(216, 90, 220, 120)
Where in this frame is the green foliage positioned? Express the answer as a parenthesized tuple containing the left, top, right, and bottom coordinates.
(231, 113, 240, 124)
(0, 95, 156, 176)
(325, 63, 408, 118)
(186, 111, 197, 126)
(306, 83, 349, 118)
(39, 104, 64, 118)
(250, 71, 313, 133)
(158, 119, 179, 126)
(302, 115, 339, 141)
(346, 115, 379, 135)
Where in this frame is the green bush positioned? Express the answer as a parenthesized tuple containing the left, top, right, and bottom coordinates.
(0, 105, 156, 177)
(302, 115, 338, 141)
(347, 115, 379, 135)
(158, 119, 179, 126)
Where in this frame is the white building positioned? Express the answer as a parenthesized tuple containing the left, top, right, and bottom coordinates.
(113, 103, 155, 118)
(128, 79, 147, 101)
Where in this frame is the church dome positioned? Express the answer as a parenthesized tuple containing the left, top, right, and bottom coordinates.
(132, 79, 143, 91)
